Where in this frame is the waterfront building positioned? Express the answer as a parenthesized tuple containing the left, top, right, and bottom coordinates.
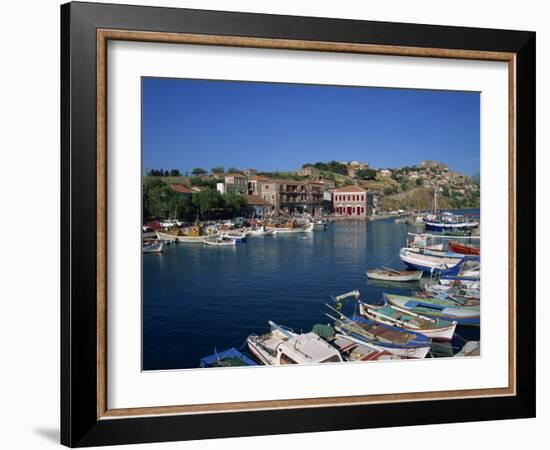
(224, 173, 248, 196)
(246, 194, 273, 218)
(332, 185, 367, 218)
(252, 177, 324, 216)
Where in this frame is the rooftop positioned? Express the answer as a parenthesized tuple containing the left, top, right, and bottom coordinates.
(333, 185, 367, 193)
(169, 184, 195, 194)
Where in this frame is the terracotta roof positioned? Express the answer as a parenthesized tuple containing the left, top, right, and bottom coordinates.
(169, 184, 194, 194)
(246, 195, 272, 206)
(333, 185, 366, 193)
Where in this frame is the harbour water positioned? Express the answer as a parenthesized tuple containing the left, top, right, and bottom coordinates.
(143, 210, 480, 370)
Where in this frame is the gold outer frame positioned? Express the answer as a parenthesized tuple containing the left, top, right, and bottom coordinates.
(96, 29, 516, 420)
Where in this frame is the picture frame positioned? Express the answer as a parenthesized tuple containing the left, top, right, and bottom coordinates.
(61, 1, 535, 447)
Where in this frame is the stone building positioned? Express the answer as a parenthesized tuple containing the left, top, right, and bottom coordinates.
(224, 173, 248, 196)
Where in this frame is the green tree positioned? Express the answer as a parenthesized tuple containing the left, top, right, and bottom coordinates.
(169, 169, 181, 177)
(211, 166, 225, 175)
(223, 193, 248, 217)
(192, 188, 224, 218)
(356, 168, 377, 180)
(416, 178, 422, 186)
(227, 167, 242, 174)
(192, 167, 207, 176)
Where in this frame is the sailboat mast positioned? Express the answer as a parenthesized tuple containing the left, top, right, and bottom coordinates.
(433, 184, 438, 214)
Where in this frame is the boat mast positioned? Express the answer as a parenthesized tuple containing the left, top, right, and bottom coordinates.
(433, 184, 438, 214)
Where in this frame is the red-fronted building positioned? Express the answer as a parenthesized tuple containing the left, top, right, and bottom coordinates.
(332, 185, 367, 218)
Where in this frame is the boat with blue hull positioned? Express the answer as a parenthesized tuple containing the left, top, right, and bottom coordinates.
(439, 256, 480, 288)
(327, 302, 431, 358)
(384, 293, 480, 326)
(399, 248, 464, 273)
(199, 347, 258, 368)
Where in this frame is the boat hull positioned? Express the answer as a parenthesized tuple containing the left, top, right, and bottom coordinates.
(448, 241, 480, 255)
(366, 270, 423, 282)
(425, 221, 479, 231)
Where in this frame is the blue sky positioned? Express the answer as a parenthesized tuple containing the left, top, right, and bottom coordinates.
(142, 78, 480, 176)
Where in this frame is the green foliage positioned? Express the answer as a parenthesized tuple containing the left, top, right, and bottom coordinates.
(303, 161, 348, 176)
(227, 167, 242, 174)
(190, 177, 218, 189)
(211, 166, 225, 174)
(415, 178, 422, 186)
(192, 189, 224, 218)
(147, 168, 181, 177)
(223, 193, 248, 216)
(355, 168, 378, 180)
(191, 167, 207, 176)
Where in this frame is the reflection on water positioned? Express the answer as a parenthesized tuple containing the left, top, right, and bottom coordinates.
(143, 216, 480, 370)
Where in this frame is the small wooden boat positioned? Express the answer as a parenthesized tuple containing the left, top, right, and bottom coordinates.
(221, 230, 247, 242)
(359, 301, 457, 341)
(399, 248, 464, 273)
(439, 257, 480, 288)
(202, 235, 236, 246)
(247, 226, 274, 237)
(157, 225, 218, 243)
(384, 293, 480, 326)
(142, 240, 164, 253)
(425, 284, 480, 301)
(455, 341, 481, 357)
(311, 324, 400, 361)
(199, 348, 258, 368)
(265, 220, 314, 234)
(247, 321, 343, 365)
(366, 267, 423, 282)
(448, 241, 480, 255)
(327, 303, 431, 358)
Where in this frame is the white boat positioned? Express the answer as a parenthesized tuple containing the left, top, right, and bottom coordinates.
(247, 226, 275, 237)
(328, 334, 401, 361)
(142, 241, 164, 253)
(312, 220, 328, 230)
(366, 268, 423, 282)
(202, 235, 236, 246)
(399, 248, 463, 273)
(408, 233, 444, 251)
(247, 321, 343, 365)
(266, 222, 314, 234)
(359, 301, 457, 341)
(455, 341, 480, 357)
(221, 230, 247, 242)
(156, 229, 218, 243)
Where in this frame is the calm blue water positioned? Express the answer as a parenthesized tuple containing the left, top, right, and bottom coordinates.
(143, 211, 480, 370)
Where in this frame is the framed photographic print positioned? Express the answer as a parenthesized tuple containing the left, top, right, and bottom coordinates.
(61, 1, 536, 447)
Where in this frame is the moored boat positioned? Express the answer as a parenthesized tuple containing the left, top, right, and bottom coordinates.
(384, 293, 480, 326)
(199, 347, 258, 368)
(202, 235, 236, 246)
(266, 222, 314, 234)
(359, 301, 457, 341)
(157, 224, 218, 243)
(142, 240, 164, 253)
(247, 321, 343, 365)
(326, 302, 431, 358)
(448, 241, 480, 255)
(399, 248, 464, 273)
(366, 268, 423, 282)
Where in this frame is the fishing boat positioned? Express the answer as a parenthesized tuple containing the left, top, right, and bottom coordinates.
(425, 284, 480, 301)
(142, 240, 164, 253)
(384, 293, 480, 326)
(199, 348, 258, 368)
(247, 226, 274, 237)
(311, 324, 400, 361)
(326, 300, 431, 358)
(157, 223, 217, 243)
(247, 321, 343, 365)
(359, 301, 457, 341)
(329, 334, 401, 361)
(221, 229, 247, 242)
(399, 248, 464, 273)
(366, 267, 423, 282)
(455, 341, 481, 357)
(439, 256, 480, 288)
(266, 221, 314, 234)
(407, 233, 444, 251)
(448, 241, 480, 255)
(312, 220, 328, 230)
(202, 235, 236, 246)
